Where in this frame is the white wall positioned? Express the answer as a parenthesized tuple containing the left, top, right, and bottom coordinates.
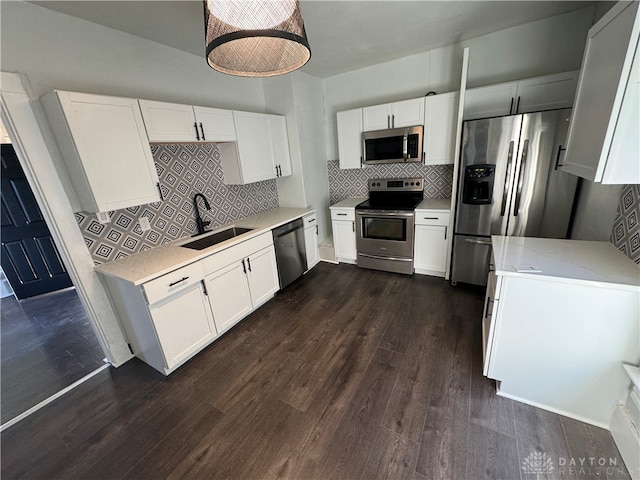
(323, 6, 595, 160)
(0, 1, 267, 111)
(263, 73, 331, 242)
(291, 72, 331, 241)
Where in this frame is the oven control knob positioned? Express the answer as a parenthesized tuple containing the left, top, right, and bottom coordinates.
(410, 182, 415, 186)
(404, 182, 409, 186)
(416, 181, 420, 186)
(377, 182, 381, 186)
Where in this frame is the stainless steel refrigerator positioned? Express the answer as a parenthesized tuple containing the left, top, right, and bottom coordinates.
(451, 109, 577, 286)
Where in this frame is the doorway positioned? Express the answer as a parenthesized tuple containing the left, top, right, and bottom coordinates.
(0, 141, 106, 426)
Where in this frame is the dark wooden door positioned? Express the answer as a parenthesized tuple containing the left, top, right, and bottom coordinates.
(1, 144, 72, 299)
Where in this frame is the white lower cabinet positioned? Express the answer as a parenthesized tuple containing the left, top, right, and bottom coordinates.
(205, 261, 253, 334)
(148, 281, 217, 371)
(101, 231, 280, 375)
(413, 210, 450, 277)
(303, 213, 319, 271)
(203, 241, 279, 335)
(330, 204, 356, 264)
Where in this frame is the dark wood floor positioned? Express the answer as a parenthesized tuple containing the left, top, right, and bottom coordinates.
(1, 263, 630, 479)
(1, 288, 106, 424)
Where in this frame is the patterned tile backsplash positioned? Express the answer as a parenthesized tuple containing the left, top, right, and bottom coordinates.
(77, 143, 278, 265)
(611, 184, 640, 264)
(327, 160, 453, 205)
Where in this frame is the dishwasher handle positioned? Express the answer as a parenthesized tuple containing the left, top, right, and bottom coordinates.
(273, 218, 304, 238)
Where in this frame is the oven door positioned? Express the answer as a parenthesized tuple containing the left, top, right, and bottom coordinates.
(356, 210, 415, 258)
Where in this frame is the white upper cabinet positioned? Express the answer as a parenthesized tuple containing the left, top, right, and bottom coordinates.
(220, 111, 273, 184)
(363, 97, 425, 131)
(193, 106, 237, 142)
(219, 111, 291, 185)
(41, 90, 160, 213)
(139, 99, 236, 143)
(464, 83, 518, 120)
(464, 71, 578, 120)
(268, 114, 292, 178)
(424, 92, 459, 165)
(337, 108, 363, 169)
(562, 2, 640, 184)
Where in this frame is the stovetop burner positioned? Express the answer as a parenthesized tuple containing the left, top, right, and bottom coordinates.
(356, 177, 424, 211)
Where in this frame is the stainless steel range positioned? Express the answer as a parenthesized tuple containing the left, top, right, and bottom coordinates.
(355, 178, 424, 275)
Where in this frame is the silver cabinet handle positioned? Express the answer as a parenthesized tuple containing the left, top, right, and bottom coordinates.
(169, 276, 189, 287)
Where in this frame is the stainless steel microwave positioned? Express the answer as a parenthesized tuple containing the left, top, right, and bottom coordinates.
(362, 125, 423, 165)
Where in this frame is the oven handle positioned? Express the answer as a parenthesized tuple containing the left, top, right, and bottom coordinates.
(358, 253, 413, 262)
(356, 210, 414, 218)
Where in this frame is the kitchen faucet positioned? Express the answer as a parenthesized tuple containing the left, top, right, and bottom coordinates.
(193, 193, 212, 236)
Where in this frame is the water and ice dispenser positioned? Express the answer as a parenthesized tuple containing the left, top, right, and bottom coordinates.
(462, 164, 495, 205)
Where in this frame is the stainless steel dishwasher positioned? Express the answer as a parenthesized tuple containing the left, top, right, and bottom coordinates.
(272, 218, 307, 289)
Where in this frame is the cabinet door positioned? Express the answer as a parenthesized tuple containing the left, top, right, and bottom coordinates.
(138, 99, 198, 142)
(514, 71, 578, 114)
(563, 2, 639, 184)
(424, 92, 458, 165)
(205, 261, 253, 334)
(246, 246, 280, 307)
(193, 106, 236, 142)
(268, 115, 292, 177)
(304, 225, 319, 270)
(332, 220, 356, 261)
(362, 104, 391, 131)
(56, 92, 160, 212)
(232, 111, 276, 183)
(149, 281, 216, 370)
(414, 225, 447, 276)
(481, 270, 499, 376)
(464, 82, 517, 120)
(337, 108, 363, 169)
(392, 98, 425, 127)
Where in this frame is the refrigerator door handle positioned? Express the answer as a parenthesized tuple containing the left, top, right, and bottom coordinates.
(513, 139, 529, 217)
(500, 141, 515, 216)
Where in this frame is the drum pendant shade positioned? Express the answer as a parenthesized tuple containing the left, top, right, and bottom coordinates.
(204, 0, 311, 77)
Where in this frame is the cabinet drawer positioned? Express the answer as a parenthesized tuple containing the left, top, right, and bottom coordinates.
(330, 208, 355, 221)
(303, 212, 317, 227)
(201, 231, 273, 274)
(415, 211, 450, 226)
(143, 262, 204, 305)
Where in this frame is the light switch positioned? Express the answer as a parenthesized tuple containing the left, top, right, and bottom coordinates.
(139, 217, 151, 231)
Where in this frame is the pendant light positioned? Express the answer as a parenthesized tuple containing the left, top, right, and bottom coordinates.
(203, 0, 311, 77)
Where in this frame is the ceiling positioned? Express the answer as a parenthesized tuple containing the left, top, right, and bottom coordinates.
(28, 1, 597, 78)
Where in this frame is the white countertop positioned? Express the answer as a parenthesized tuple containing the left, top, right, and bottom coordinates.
(330, 197, 367, 209)
(95, 207, 314, 285)
(492, 236, 640, 291)
(416, 197, 452, 211)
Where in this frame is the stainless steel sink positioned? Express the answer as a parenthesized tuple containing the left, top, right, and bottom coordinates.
(180, 227, 253, 250)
